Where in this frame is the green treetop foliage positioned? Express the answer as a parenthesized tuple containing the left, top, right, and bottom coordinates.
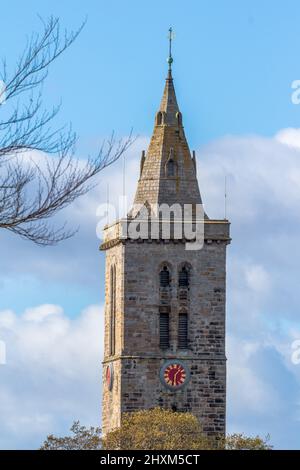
(40, 408, 272, 450)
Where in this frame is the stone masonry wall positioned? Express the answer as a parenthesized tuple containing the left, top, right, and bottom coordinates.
(102, 223, 229, 437)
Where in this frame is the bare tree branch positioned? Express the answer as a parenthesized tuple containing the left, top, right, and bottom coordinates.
(0, 16, 133, 245)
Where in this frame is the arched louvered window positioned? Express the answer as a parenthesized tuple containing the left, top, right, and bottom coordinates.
(109, 265, 116, 356)
(178, 311, 188, 349)
(159, 308, 170, 349)
(156, 111, 163, 125)
(167, 159, 175, 177)
(179, 266, 189, 287)
(160, 266, 170, 287)
(176, 111, 182, 126)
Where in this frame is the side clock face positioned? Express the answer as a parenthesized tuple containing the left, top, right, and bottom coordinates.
(105, 363, 114, 391)
(160, 360, 190, 391)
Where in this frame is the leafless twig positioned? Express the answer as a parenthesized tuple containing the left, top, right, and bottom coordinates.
(0, 16, 133, 245)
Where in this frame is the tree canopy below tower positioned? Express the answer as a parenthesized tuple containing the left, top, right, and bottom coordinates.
(40, 408, 272, 450)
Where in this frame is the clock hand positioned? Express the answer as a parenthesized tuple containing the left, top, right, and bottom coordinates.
(171, 370, 176, 386)
(173, 369, 180, 385)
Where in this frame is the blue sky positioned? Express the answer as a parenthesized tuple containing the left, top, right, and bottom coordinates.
(3, 0, 300, 143)
(1, 0, 300, 450)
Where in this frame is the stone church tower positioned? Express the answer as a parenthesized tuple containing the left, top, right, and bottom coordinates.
(101, 34, 231, 438)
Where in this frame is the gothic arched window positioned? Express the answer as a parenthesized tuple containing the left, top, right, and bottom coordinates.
(160, 265, 170, 287)
(178, 311, 188, 349)
(109, 265, 116, 356)
(156, 111, 163, 125)
(167, 159, 175, 177)
(176, 111, 182, 126)
(178, 266, 189, 288)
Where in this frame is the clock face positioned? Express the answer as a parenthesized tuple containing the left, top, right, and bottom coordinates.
(105, 363, 113, 391)
(160, 360, 190, 390)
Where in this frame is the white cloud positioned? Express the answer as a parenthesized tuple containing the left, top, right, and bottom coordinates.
(0, 137, 145, 289)
(2, 128, 300, 448)
(245, 264, 271, 293)
(23, 304, 63, 322)
(199, 132, 300, 222)
(0, 304, 104, 449)
(227, 335, 281, 414)
(275, 128, 300, 149)
(197, 129, 300, 447)
(0, 310, 16, 329)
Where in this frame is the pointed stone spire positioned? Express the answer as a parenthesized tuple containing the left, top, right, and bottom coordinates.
(158, 70, 180, 126)
(158, 27, 180, 126)
(132, 29, 203, 214)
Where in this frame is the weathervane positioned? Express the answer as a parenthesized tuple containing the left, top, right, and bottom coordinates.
(167, 27, 175, 71)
